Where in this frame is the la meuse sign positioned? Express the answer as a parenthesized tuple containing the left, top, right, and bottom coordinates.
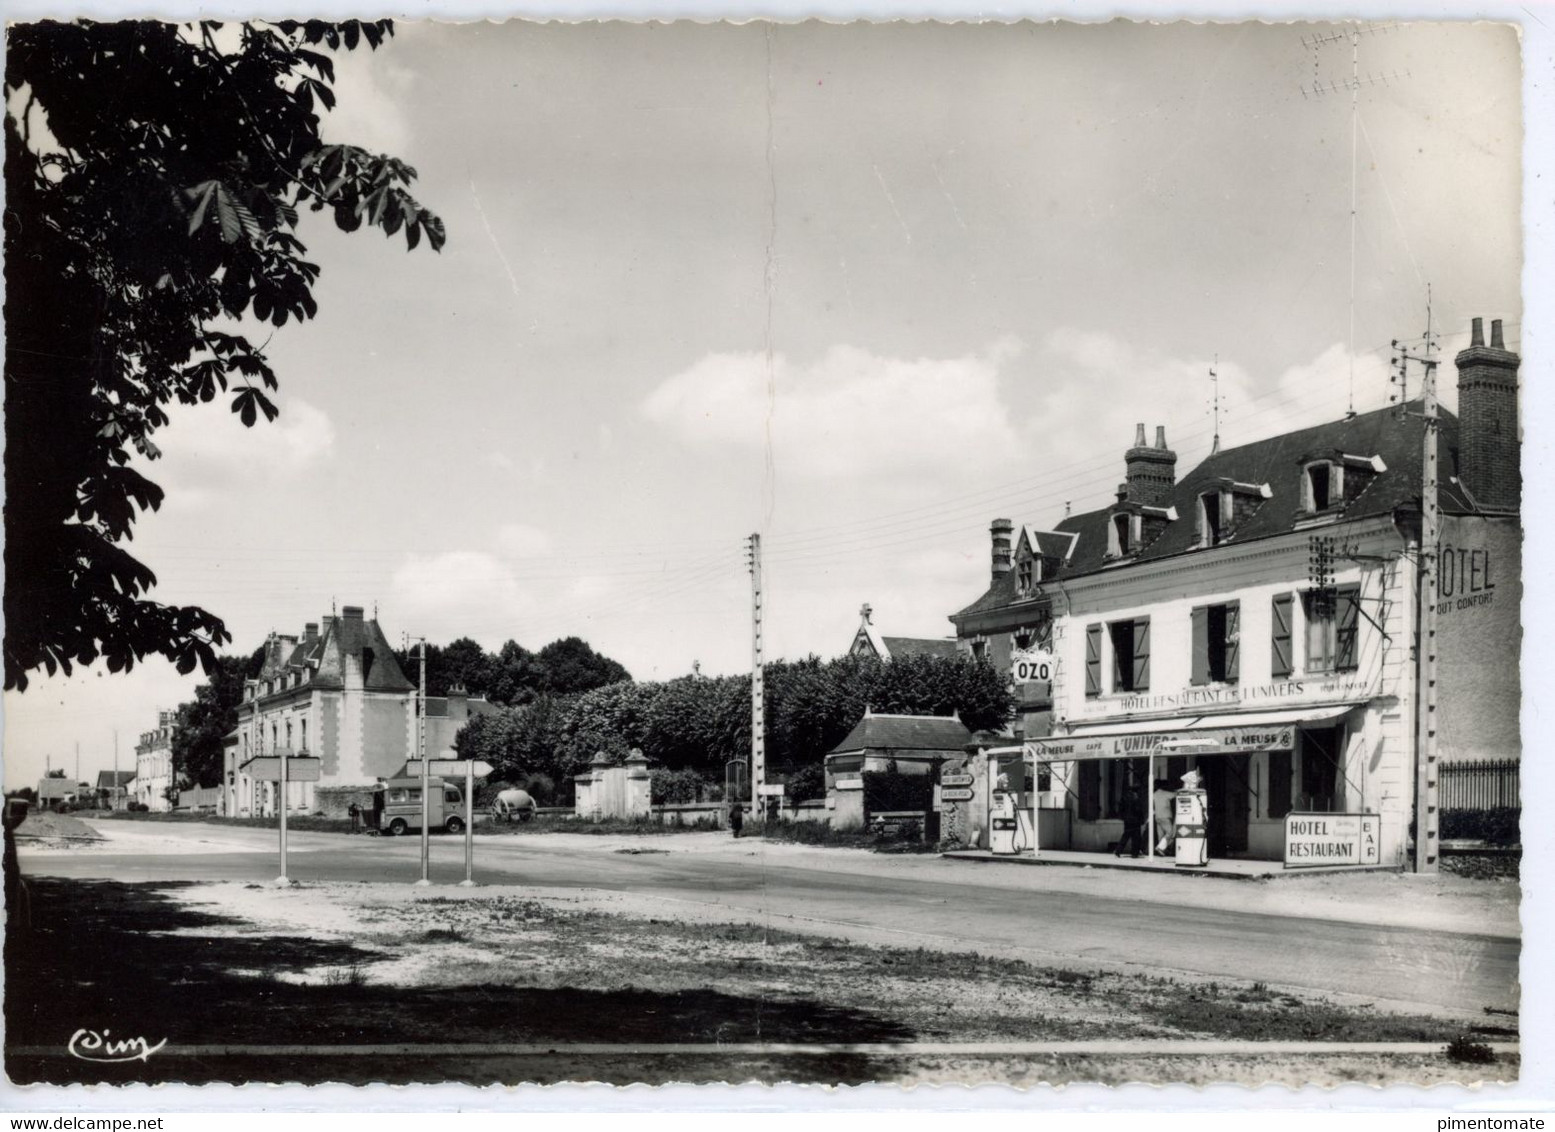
(1025, 725, 1295, 761)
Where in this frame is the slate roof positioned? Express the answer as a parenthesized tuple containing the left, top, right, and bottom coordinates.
(423, 696, 498, 719)
(879, 637, 961, 661)
(95, 770, 135, 790)
(828, 712, 974, 755)
(310, 612, 415, 693)
(954, 400, 1469, 622)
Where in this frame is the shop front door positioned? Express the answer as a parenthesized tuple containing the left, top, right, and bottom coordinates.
(1202, 754, 1250, 856)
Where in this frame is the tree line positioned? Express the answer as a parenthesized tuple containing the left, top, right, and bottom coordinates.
(454, 653, 1014, 802)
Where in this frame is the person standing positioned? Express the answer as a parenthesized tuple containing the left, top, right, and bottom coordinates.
(1114, 776, 1147, 858)
(1152, 779, 1177, 855)
(729, 801, 744, 839)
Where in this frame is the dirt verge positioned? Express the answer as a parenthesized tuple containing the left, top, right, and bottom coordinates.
(4, 876, 1515, 1088)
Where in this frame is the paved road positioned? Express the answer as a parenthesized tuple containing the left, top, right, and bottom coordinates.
(18, 823, 1519, 1018)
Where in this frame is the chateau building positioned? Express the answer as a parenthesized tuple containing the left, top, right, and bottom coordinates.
(225, 605, 495, 818)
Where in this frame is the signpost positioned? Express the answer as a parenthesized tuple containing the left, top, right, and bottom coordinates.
(941, 773, 974, 787)
(939, 788, 974, 803)
(404, 759, 495, 886)
(242, 756, 322, 884)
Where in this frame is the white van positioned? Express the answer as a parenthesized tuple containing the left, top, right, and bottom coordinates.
(376, 777, 466, 835)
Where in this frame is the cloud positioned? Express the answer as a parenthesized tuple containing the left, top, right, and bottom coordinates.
(494, 523, 555, 558)
(388, 551, 537, 645)
(150, 397, 336, 508)
(319, 42, 416, 157)
(1018, 329, 1399, 520)
(640, 339, 1024, 479)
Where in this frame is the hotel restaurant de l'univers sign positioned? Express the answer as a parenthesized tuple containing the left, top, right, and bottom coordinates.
(1078, 674, 1377, 721)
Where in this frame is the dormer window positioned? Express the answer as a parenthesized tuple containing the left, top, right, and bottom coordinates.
(1304, 461, 1340, 513)
(1199, 491, 1226, 546)
(1108, 512, 1141, 558)
(1017, 558, 1035, 591)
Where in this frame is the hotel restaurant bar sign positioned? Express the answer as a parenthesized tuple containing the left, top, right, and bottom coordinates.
(1283, 812, 1382, 869)
(1025, 726, 1296, 761)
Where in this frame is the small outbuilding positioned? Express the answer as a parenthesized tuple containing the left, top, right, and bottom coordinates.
(824, 709, 974, 830)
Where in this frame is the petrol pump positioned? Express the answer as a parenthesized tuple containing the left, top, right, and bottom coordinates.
(989, 771, 1019, 854)
(987, 753, 1036, 855)
(1174, 767, 1209, 867)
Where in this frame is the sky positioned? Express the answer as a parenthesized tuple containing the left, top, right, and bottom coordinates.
(1, 16, 1527, 788)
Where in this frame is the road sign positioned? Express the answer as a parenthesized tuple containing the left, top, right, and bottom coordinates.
(941, 773, 974, 787)
(940, 787, 974, 802)
(757, 784, 786, 796)
(406, 759, 495, 778)
(1011, 650, 1054, 685)
(243, 757, 322, 783)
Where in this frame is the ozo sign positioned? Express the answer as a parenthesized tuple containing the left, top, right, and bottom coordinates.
(1011, 650, 1054, 685)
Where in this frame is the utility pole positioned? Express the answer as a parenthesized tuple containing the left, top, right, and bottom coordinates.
(406, 634, 431, 886)
(1394, 313, 1439, 875)
(746, 533, 765, 810)
(113, 730, 119, 812)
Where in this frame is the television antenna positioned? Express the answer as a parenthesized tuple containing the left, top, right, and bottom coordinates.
(1209, 354, 1222, 455)
(1300, 23, 1412, 418)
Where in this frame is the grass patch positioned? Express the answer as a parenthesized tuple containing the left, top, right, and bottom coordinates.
(760, 821, 938, 854)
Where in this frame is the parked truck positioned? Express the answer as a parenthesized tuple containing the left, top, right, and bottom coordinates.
(376, 777, 467, 835)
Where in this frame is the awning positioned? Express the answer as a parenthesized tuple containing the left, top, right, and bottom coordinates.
(1004, 704, 1358, 762)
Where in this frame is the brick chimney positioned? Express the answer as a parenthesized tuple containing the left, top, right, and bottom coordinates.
(990, 518, 1014, 582)
(341, 605, 365, 622)
(303, 622, 318, 644)
(447, 681, 469, 724)
(1454, 316, 1521, 512)
(1125, 423, 1177, 506)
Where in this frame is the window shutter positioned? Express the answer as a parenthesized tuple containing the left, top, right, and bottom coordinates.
(1190, 606, 1210, 686)
(1085, 623, 1102, 697)
(1336, 585, 1360, 670)
(1271, 594, 1293, 677)
(1224, 602, 1240, 682)
(1268, 749, 1292, 819)
(1132, 618, 1151, 691)
(1079, 761, 1100, 820)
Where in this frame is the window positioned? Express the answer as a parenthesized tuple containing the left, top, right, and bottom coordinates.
(1014, 621, 1052, 653)
(1102, 758, 1149, 819)
(1084, 623, 1103, 697)
(1302, 585, 1360, 672)
(1017, 557, 1036, 590)
(1304, 462, 1341, 512)
(970, 639, 989, 662)
(1108, 618, 1151, 692)
(1199, 492, 1225, 546)
(1298, 727, 1342, 811)
(1078, 761, 1101, 820)
(1270, 594, 1294, 678)
(299, 719, 308, 754)
(1109, 512, 1136, 557)
(1190, 602, 1240, 684)
(1268, 749, 1293, 818)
